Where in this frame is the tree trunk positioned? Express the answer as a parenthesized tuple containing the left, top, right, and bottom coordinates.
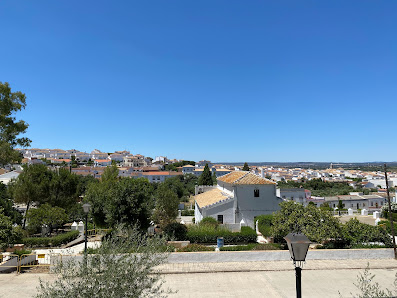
(22, 201, 30, 229)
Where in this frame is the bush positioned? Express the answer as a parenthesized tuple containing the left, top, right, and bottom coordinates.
(255, 215, 273, 237)
(163, 223, 188, 241)
(177, 244, 214, 252)
(12, 249, 32, 257)
(199, 217, 219, 228)
(181, 210, 195, 216)
(23, 230, 79, 248)
(187, 225, 257, 244)
(220, 243, 280, 251)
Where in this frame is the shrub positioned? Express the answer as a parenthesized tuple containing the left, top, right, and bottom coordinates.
(255, 215, 273, 237)
(220, 243, 280, 251)
(12, 249, 32, 257)
(199, 217, 219, 228)
(23, 230, 79, 248)
(181, 210, 195, 216)
(177, 244, 214, 252)
(163, 223, 188, 241)
(187, 225, 257, 244)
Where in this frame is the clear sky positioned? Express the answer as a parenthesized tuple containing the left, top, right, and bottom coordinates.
(1, 1, 396, 162)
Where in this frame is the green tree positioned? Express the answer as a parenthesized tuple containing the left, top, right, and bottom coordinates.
(101, 164, 119, 182)
(70, 156, 78, 168)
(0, 208, 22, 250)
(26, 204, 68, 236)
(271, 201, 341, 243)
(198, 164, 213, 186)
(36, 227, 172, 298)
(8, 164, 52, 229)
(337, 199, 345, 209)
(242, 162, 250, 171)
(212, 172, 217, 185)
(152, 184, 179, 226)
(85, 177, 154, 230)
(48, 168, 80, 210)
(0, 82, 31, 166)
(0, 182, 22, 224)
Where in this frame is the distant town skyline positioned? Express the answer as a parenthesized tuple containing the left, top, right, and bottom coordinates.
(2, 1, 396, 162)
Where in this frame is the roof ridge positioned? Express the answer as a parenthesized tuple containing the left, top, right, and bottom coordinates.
(233, 171, 250, 184)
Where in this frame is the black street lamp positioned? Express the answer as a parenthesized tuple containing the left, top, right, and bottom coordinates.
(82, 203, 91, 254)
(284, 233, 311, 298)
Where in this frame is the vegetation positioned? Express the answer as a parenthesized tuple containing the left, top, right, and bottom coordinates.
(0, 209, 23, 250)
(26, 204, 68, 236)
(271, 201, 341, 243)
(255, 214, 273, 237)
(277, 178, 366, 197)
(85, 174, 154, 230)
(220, 243, 281, 251)
(164, 160, 195, 172)
(242, 162, 250, 171)
(152, 184, 179, 227)
(199, 216, 219, 228)
(198, 164, 213, 185)
(22, 230, 79, 248)
(187, 225, 257, 244)
(36, 227, 172, 298)
(0, 82, 31, 166)
(0, 182, 22, 224)
(176, 244, 214, 252)
(163, 222, 188, 241)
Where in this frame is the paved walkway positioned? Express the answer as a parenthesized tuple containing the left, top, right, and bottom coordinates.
(1, 259, 396, 297)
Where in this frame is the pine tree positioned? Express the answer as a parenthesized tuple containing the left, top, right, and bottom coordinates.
(242, 162, 250, 171)
(198, 164, 213, 185)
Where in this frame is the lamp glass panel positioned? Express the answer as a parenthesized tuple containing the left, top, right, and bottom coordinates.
(82, 203, 91, 213)
(291, 243, 310, 261)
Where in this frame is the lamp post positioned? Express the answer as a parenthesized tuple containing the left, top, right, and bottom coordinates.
(284, 233, 311, 298)
(82, 203, 91, 254)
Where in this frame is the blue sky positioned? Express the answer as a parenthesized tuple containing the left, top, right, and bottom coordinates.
(1, 1, 396, 162)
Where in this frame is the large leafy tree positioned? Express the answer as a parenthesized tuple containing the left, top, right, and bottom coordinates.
(85, 177, 154, 230)
(0, 209, 22, 250)
(152, 184, 179, 226)
(0, 182, 22, 224)
(0, 82, 31, 166)
(271, 201, 342, 243)
(26, 204, 68, 236)
(198, 164, 213, 186)
(8, 164, 52, 228)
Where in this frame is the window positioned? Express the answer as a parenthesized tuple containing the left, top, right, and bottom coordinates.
(217, 215, 223, 224)
(351, 204, 353, 207)
(371, 202, 373, 207)
(254, 189, 259, 197)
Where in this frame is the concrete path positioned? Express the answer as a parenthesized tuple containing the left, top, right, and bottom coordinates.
(1, 259, 396, 297)
(33, 241, 101, 256)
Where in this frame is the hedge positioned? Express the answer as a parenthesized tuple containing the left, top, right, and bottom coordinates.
(23, 230, 80, 248)
(255, 214, 273, 237)
(186, 226, 257, 244)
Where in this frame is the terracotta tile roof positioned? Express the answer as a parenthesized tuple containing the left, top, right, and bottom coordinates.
(141, 171, 183, 176)
(217, 171, 276, 185)
(195, 188, 231, 208)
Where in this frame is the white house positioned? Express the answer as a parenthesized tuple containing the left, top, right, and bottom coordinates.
(276, 188, 311, 205)
(194, 171, 282, 228)
(182, 165, 195, 175)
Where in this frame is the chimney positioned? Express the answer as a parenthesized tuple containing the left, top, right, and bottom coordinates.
(260, 168, 264, 178)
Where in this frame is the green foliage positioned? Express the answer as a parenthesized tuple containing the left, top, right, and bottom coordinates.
(101, 164, 119, 182)
(341, 218, 392, 248)
(85, 177, 154, 230)
(337, 199, 345, 209)
(36, 227, 171, 298)
(0, 182, 22, 224)
(198, 164, 213, 186)
(220, 243, 281, 251)
(199, 216, 219, 228)
(255, 214, 273, 237)
(164, 160, 195, 171)
(277, 178, 356, 197)
(181, 209, 195, 216)
(378, 220, 397, 234)
(320, 202, 332, 211)
(242, 162, 250, 171)
(176, 244, 214, 252)
(163, 222, 188, 241)
(0, 209, 23, 250)
(212, 172, 217, 185)
(26, 204, 68, 236)
(22, 230, 79, 248)
(187, 225, 257, 244)
(271, 201, 341, 243)
(12, 248, 32, 257)
(0, 82, 31, 166)
(341, 265, 397, 298)
(152, 184, 179, 226)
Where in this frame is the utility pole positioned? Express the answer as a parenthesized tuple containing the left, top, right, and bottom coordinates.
(384, 163, 397, 259)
